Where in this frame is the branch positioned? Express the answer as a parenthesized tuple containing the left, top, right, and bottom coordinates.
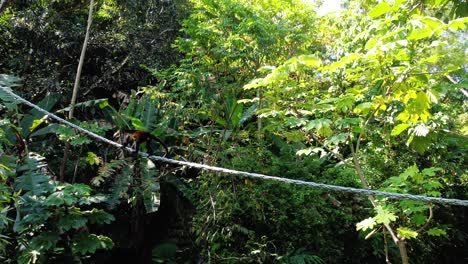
(416, 204, 433, 233)
(409, 2, 421, 14)
(60, 0, 95, 182)
(446, 75, 458, 84)
(69, 0, 94, 119)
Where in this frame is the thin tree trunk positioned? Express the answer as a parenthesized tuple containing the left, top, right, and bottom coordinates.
(350, 138, 409, 264)
(398, 240, 408, 264)
(257, 89, 262, 141)
(59, 0, 94, 182)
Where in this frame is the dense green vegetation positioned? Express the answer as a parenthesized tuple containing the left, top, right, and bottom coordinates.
(0, 0, 467, 263)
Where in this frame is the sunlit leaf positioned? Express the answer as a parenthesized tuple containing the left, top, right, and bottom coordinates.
(408, 27, 433, 40)
(397, 227, 418, 239)
(391, 123, 411, 136)
(374, 207, 397, 225)
(421, 17, 443, 29)
(368, 2, 393, 18)
(356, 217, 376, 231)
(399, 165, 419, 180)
(448, 18, 468, 30)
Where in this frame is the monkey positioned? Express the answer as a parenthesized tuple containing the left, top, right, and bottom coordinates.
(118, 130, 169, 157)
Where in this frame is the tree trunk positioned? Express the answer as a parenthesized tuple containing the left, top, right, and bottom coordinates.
(59, 0, 94, 181)
(350, 139, 408, 264)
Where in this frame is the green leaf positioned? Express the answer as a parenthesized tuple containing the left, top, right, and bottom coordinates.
(15, 173, 51, 195)
(411, 214, 427, 226)
(408, 27, 433, 40)
(56, 126, 75, 141)
(20, 95, 59, 136)
(421, 17, 443, 30)
(45, 190, 77, 206)
(365, 38, 378, 50)
(399, 200, 426, 214)
(58, 213, 88, 231)
(99, 99, 109, 109)
(325, 133, 348, 146)
(399, 165, 419, 180)
(70, 136, 92, 146)
(421, 167, 442, 177)
(30, 123, 61, 137)
(29, 232, 60, 251)
(131, 118, 147, 131)
(284, 131, 306, 142)
(356, 217, 376, 231)
(427, 227, 447, 237)
(423, 180, 443, 190)
(448, 18, 468, 30)
(243, 78, 264, 90)
(72, 233, 113, 255)
(0, 74, 22, 87)
(354, 102, 373, 115)
(368, 2, 393, 18)
(79, 194, 108, 205)
(297, 55, 322, 67)
(239, 103, 258, 126)
(305, 119, 333, 136)
(397, 227, 418, 239)
(336, 96, 355, 113)
(409, 136, 431, 154)
(85, 152, 100, 166)
(64, 184, 92, 197)
(84, 208, 115, 224)
(391, 123, 411, 136)
(374, 207, 397, 225)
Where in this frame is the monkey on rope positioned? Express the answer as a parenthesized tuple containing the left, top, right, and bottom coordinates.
(114, 129, 169, 158)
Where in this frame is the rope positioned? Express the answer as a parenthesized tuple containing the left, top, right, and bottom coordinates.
(1, 86, 467, 207)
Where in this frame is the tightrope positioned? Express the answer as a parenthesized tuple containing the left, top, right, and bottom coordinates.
(1, 86, 467, 206)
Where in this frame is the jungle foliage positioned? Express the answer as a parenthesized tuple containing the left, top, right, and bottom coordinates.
(0, 0, 467, 263)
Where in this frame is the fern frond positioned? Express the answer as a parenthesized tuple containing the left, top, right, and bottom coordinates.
(91, 159, 126, 186)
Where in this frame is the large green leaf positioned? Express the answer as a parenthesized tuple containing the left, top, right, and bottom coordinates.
(58, 212, 88, 231)
(356, 217, 376, 231)
(15, 173, 50, 195)
(397, 227, 418, 239)
(368, 2, 393, 18)
(84, 208, 115, 225)
(391, 123, 411, 136)
(408, 27, 433, 40)
(29, 232, 60, 251)
(20, 95, 59, 136)
(374, 207, 397, 225)
(72, 233, 113, 255)
(0, 74, 21, 87)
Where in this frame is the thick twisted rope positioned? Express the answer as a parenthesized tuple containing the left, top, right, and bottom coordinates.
(1, 86, 467, 206)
